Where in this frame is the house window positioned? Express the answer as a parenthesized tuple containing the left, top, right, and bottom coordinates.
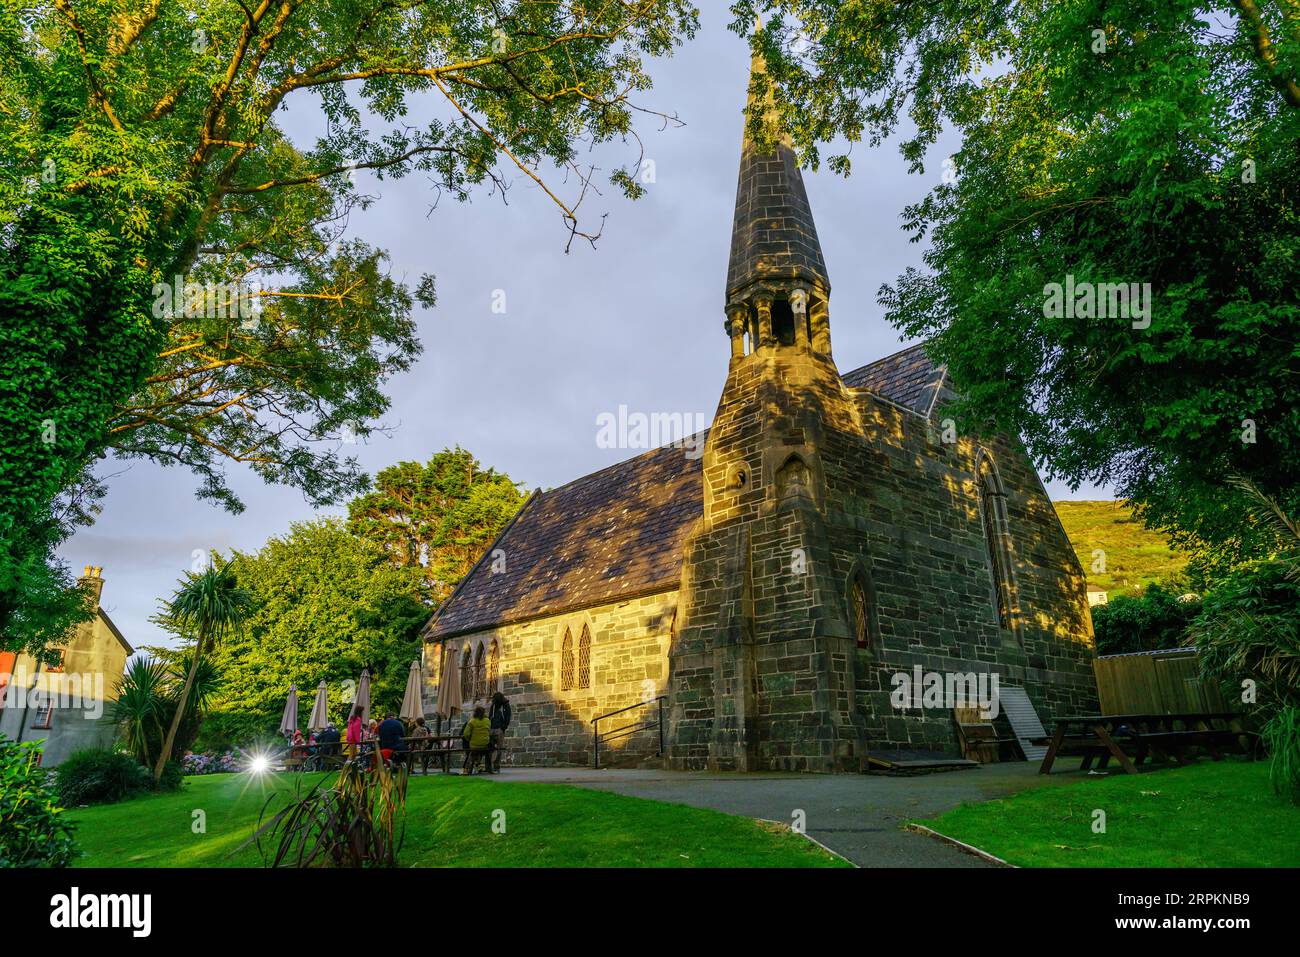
(850, 577, 870, 649)
(460, 646, 474, 701)
(578, 626, 591, 690)
(32, 698, 53, 729)
(560, 628, 574, 691)
(473, 644, 487, 701)
(47, 651, 65, 674)
(978, 453, 1015, 631)
(488, 640, 500, 693)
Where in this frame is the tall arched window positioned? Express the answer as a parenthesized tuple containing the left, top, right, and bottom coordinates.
(977, 451, 1015, 632)
(473, 643, 487, 700)
(560, 628, 574, 691)
(850, 576, 870, 649)
(487, 639, 500, 693)
(460, 646, 473, 701)
(578, 625, 591, 689)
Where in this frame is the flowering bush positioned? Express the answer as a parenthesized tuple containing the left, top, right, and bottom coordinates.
(182, 751, 241, 775)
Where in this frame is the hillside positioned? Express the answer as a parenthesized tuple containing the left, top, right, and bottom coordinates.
(1052, 501, 1189, 599)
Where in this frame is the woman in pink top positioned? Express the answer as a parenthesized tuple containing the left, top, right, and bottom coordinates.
(346, 706, 364, 759)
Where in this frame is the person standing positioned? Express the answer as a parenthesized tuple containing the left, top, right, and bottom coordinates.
(488, 691, 512, 772)
(346, 706, 364, 760)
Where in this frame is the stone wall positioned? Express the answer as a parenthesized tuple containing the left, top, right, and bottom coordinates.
(829, 391, 1098, 753)
(424, 591, 676, 767)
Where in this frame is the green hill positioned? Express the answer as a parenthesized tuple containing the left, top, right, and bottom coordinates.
(1052, 500, 1189, 599)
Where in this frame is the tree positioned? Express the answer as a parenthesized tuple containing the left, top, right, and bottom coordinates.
(347, 447, 526, 603)
(196, 519, 428, 748)
(114, 651, 221, 766)
(1090, 585, 1201, 656)
(736, 1, 1300, 582)
(0, 0, 700, 653)
(151, 563, 252, 781)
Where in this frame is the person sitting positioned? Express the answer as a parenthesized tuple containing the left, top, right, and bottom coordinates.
(290, 729, 307, 760)
(315, 723, 341, 758)
(408, 716, 432, 774)
(377, 713, 409, 768)
(461, 706, 493, 775)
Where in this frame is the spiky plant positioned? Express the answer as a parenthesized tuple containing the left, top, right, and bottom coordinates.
(151, 564, 252, 782)
(113, 657, 169, 767)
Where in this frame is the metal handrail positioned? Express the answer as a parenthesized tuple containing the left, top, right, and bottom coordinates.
(591, 696, 666, 769)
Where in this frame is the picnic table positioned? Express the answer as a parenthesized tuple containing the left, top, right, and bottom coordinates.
(1036, 712, 1256, 775)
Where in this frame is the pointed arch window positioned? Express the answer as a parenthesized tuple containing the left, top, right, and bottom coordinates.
(560, 628, 574, 691)
(977, 452, 1015, 632)
(487, 639, 500, 693)
(473, 643, 487, 700)
(460, 646, 474, 701)
(578, 625, 591, 689)
(850, 576, 870, 650)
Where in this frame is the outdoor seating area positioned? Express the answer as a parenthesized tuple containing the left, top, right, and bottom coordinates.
(272, 653, 510, 777)
(1035, 712, 1259, 775)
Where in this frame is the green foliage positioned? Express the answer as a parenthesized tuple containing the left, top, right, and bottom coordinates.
(347, 447, 526, 603)
(1055, 500, 1188, 598)
(1192, 560, 1300, 716)
(1091, 585, 1201, 656)
(0, 0, 699, 653)
(1263, 705, 1300, 804)
(196, 519, 427, 748)
(151, 563, 253, 779)
(255, 759, 409, 868)
(55, 747, 152, 807)
(0, 736, 77, 867)
(114, 653, 221, 766)
(744, 0, 1300, 579)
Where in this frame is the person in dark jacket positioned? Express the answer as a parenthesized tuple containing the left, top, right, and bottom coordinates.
(377, 713, 408, 767)
(315, 724, 341, 757)
(488, 692, 512, 772)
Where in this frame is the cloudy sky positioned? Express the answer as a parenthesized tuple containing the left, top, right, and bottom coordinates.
(62, 7, 1110, 650)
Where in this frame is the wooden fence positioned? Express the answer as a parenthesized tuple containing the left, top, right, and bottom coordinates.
(1093, 647, 1233, 716)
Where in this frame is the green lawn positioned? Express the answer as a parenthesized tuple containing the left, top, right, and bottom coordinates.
(914, 760, 1299, 867)
(67, 772, 846, 868)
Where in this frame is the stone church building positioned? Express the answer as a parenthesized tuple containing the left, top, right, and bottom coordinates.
(421, 59, 1098, 772)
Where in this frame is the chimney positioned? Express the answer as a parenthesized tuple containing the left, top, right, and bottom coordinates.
(78, 564, 105, 608)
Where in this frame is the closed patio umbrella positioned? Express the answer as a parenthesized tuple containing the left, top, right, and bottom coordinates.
(307, 680, 329, 732)
(400, 660, 424, 722)
(433, 644, 462, 721)
(355, 669, 371, 724)
(278, 684, 299, 736)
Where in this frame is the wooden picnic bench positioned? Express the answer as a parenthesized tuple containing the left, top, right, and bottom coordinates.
(1036, 712, 1256, 775)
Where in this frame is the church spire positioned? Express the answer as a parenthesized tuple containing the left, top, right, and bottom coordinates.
(723, 41, 831, 361)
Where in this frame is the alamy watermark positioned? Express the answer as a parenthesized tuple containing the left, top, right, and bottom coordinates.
(595, 405, 708, 459)
(890, 666, 1001, 719)
(1043, 274, 1151, 329)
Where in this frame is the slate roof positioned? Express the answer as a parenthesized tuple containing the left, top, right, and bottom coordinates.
(840, 342, 946, 415)
(423, 345, 945, 640)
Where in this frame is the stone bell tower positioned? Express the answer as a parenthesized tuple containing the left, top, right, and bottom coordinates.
(666, 51, 869, 772)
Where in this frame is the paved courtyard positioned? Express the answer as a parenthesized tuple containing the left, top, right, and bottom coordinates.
(485, 759, 1087, 867)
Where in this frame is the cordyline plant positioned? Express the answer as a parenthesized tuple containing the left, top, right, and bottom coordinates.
(0, 0, 701, 656)
(151, 563, 252, 782)
(252, 758, 410, 868)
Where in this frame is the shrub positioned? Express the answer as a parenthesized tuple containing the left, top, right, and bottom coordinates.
(1263, 705, 1300, 804)
(0, 736, 77, 867)
(182, 750, 241, 775)
(156, 759, 185, 793)
(1091, 584, 1202, 655)
(56, 748, 151, 807)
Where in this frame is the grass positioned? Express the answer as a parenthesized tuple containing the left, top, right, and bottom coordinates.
(913, 760, 1299, 867)
(66, 771, 847, 868)
(1054, 500, 1188, 598)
